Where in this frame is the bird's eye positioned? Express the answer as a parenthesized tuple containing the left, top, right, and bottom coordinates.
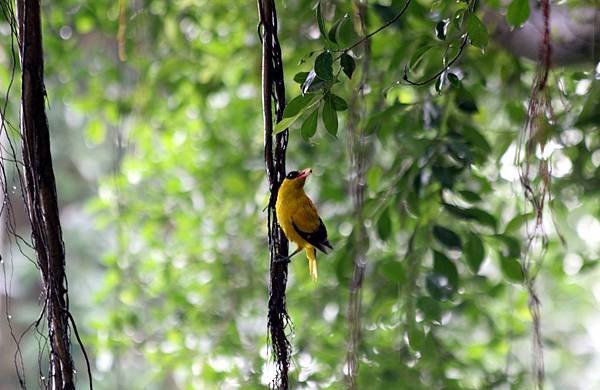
(286, 171, 299, 179)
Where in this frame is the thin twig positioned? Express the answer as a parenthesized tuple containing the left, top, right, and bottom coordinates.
(402, 35, 468, 86)
(341, 0, 412, 56)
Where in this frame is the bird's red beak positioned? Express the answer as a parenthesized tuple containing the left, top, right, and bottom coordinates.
(298, 168, 312, 180)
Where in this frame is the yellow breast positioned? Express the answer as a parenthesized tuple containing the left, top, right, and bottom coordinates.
(275, 181, 311, 249)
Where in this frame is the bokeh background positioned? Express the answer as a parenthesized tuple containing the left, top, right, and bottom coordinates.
(1, 0, 600, 389)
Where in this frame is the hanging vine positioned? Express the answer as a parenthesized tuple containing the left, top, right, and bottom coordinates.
(344, 0, 370, 387)
(516, 0, 553, 388)
(9, 0, 92, 388)
(258, 0, 291, 388)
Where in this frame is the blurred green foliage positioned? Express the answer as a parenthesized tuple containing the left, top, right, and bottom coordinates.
(1, 0, 600, 389)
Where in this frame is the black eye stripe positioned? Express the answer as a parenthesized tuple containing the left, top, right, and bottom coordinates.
(286, 171, 299, 179)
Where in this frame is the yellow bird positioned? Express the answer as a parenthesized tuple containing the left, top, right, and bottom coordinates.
(275, 168, 333, 281)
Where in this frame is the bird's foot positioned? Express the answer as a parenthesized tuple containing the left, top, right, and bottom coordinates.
(273, 254, 291, 264)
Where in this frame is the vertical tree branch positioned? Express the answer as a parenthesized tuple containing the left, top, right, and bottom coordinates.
(258, 0, 291, 388)
(345, 1, 370, 388)
(14, 0, 89, 388)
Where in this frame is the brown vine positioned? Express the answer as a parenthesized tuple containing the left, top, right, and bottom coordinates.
(516, 0, 552, 388)
(258, 0, 291, 388)
(13, 0, 92, 388)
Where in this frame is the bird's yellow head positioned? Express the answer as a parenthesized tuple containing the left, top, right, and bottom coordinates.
(281, 168, 312, 190)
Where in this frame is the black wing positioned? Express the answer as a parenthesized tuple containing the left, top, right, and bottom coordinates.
(292, 218, 333, 255)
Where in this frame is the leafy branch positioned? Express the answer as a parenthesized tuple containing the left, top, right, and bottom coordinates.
(402, 0, 482, 87)
(339, 0, 412, 57)
(402, 35, 469, 86)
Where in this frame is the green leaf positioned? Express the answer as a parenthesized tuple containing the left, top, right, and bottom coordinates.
(340, 53, 356, 79)
(427, 251, 459, 300)
(336, 15, 357, 47)
(409, 44, 434, 70)
(330, 94, 348, 111)
(447, 141, 473, 165)
(462, 126, 492, 156)
(417, 297, 442, 322)
(432, 165, 463, 189)
(433, 251, 459, 288)
(301, 108, 319, 140)
(493, 234, 521, 258)
(455, 87, 478, 113)
(504, 212, 534, 234)
(328, 18, 343, 44)
(500, 256, 524, 282)
(433, 225, 462, 250)
(273, 115, 297, 134)
(426, 273, 446, 301)
(467, 15, 488, 49)
(380, 258, 404, 281)
(458, 190, 482, 203)
(377, 207, 392, 240)
(283, 94, 316, 118)
(367, 166, 383, 190)
(447, 73, 460, 86)
(465, 232, 485, 273)
(293, 72, 309, 84)
(322, 96, 338, 136)
(506, 0, 530, 27)
(316, 1, 327, 41)
(314, 52, 333, 81)
(465, 208, 497, 230)
(443, 204, 497, 230)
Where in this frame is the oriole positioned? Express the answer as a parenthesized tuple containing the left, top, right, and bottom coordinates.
(275, 168, 332, 281)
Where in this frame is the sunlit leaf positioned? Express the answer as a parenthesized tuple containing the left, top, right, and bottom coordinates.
(283, 94, 316, 118)
(507, 0, 530, 27)
(500, 256, 524, 282)
(380, 258, 404, 281)
(336, 15, 357, 47)
(301, 108, 319, 140)
(504, 212, 534, 234)
(467, 15, 488, 49)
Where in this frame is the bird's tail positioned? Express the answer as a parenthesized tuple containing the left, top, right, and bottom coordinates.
(306, 247, 318, 281)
